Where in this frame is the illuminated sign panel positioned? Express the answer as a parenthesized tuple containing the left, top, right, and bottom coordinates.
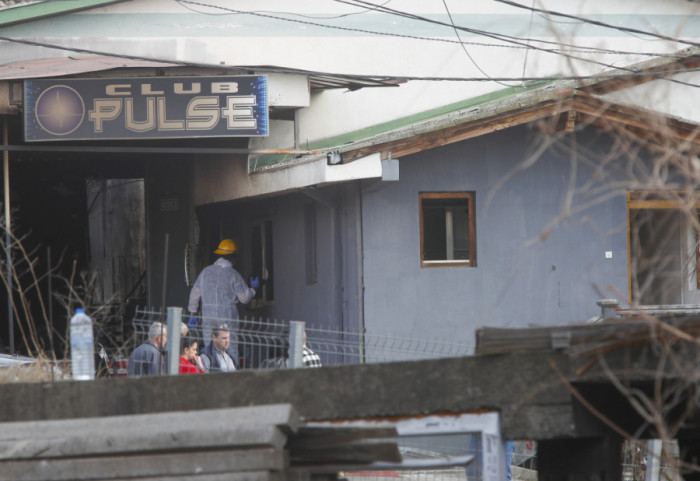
(24, 76, 268, 141)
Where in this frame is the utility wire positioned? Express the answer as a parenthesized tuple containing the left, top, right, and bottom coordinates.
(175, 0, 393, 20)
(332, 0, 700, 88)
(175, 0, 687, 60)
(441, 0, 515, 87)
(521, 0, 536, 85)
(1, 35, 699, 88)
(492, 0, 700, 49)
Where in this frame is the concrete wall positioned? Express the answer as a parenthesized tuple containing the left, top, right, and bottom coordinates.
(361, 125, 630, 350)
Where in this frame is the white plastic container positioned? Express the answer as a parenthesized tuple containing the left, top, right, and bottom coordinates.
(70, 308, 95, 381)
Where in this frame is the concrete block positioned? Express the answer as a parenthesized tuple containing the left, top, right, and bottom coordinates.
(0, 448, 286, 481)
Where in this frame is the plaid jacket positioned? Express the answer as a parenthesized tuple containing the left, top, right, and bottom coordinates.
(302, 346, 322, 368)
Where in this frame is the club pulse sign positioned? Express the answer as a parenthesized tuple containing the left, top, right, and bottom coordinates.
(24, 76, 268, 141)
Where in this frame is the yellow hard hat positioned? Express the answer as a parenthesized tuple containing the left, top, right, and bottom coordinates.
(214, 238, 237, 255)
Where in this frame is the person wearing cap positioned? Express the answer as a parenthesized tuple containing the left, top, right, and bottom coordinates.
(187, 239, 259, 367)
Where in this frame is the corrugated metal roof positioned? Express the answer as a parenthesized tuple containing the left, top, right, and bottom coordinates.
(0, 55, 405, 92)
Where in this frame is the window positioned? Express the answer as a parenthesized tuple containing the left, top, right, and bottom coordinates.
(628, 190, 700, 305)
(420, 192, 476, 267)
(251, 219, 274, 304)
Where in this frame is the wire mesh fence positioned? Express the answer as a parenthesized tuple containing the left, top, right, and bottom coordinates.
(127, 307, 473, 372)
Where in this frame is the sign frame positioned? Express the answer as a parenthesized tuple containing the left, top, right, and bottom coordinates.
(23, 75, 268, 142)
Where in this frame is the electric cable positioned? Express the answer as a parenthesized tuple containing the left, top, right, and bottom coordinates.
(521, 0, 536, 86)
(174, 0, 393, 20)
(1, 35, 699, 88)
(332, 0, 700, 88)
(491, 0, 700, 49)
(174, 0, 687, 60)
(441, 0, 515, 87)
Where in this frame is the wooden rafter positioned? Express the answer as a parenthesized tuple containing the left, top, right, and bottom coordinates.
(343, 97, 574, 163)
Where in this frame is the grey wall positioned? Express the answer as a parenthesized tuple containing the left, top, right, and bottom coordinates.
(196, 185, 360, 333)
(361, 125, 630, 350)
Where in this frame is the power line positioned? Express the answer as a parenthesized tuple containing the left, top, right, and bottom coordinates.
(1, 34, 699, 88)
(492, 0, 700, 49)
(175, 0, 393, 20)
(174, 0, 688, 60)
(332, 0, 700, 88)
(441, 0, 516, 88)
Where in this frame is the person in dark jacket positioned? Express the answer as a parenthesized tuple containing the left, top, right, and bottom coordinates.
(127, 322, 167, 376)
(200, 325, 236, 373)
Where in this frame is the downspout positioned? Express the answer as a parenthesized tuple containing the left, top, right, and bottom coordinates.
(355, 181, 366, 363)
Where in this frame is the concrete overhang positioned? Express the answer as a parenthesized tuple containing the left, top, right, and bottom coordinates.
(249, 152, 384, 197)
(193, 153, 388, 206)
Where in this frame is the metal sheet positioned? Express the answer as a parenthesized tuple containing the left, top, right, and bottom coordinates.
(0, 55, 173, 80)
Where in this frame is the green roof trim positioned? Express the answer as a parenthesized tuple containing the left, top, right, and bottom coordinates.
(0, 0, 127, 27)
(250, 79, 554, 171)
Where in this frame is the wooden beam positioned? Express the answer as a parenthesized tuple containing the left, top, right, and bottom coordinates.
(343, 99, 571, 163)
(573, 95, 700, 148)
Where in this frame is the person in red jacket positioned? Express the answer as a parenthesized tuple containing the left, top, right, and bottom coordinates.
(179, 336, 205, 374)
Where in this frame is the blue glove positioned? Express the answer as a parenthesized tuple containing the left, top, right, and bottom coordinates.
(250, 276, 260, 289)
(188, 316, 198, 329)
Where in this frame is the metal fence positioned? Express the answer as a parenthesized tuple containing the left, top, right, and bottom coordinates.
(129, 307, 474, 371)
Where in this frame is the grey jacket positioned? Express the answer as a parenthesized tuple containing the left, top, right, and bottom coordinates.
(127, 340, 165, 376)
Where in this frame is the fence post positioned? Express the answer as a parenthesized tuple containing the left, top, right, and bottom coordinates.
(288, 321, 305, 369)
(166, 307, 182, 375)
(645, 439, 663, 481)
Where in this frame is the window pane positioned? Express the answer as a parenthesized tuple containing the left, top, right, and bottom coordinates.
(423, 205, 447, 260)
(421, 195, 471, 263)
(450, 206, 470, 260)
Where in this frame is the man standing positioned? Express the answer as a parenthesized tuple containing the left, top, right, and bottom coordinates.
(127, 321, 167, 376)
(188, 239, 259, 367)
(200, 325, 237, 373)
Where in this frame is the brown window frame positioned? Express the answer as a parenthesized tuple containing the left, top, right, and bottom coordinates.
(419, 192, 476, 268)
(627, 190, 700, 302)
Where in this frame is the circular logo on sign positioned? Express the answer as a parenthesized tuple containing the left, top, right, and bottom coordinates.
(35, 85, 85, 136)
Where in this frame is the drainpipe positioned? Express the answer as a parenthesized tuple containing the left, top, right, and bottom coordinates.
(354, 182, 366, 362)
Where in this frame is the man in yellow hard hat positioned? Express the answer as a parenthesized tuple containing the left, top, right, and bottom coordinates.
(187, 239, 260, 368)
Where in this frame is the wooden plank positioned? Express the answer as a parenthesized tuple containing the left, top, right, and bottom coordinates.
(0, 448, 286, 481)
(344, 99, 565, 163)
